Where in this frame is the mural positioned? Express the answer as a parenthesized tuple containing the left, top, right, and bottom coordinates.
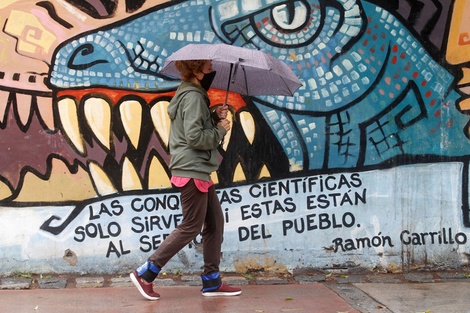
(1, 0, 470, 275)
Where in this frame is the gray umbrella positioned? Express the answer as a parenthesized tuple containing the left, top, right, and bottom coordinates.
(160, 43, 301, 103)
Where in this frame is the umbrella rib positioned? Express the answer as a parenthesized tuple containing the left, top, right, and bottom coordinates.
(241, 66, 248, 95)
(280, 77, 294, 97)
(224, 63, 234, 106)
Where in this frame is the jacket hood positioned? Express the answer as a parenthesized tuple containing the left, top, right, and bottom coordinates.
(167, 82, 208, 120)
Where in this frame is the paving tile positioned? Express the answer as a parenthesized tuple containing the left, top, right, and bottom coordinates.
(75, 276, 105, 288)
(0, 278, 32, 290)
(38, 277, 67, 289)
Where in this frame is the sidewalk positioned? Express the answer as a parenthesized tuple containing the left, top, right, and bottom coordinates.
(1, 269, 469, 313)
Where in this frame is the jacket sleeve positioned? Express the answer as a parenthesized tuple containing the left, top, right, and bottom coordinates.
(181, 93, 226, 150)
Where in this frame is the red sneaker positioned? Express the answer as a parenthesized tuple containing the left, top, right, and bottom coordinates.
(130, 271, 160, 300)
(202, 282, 242, 297)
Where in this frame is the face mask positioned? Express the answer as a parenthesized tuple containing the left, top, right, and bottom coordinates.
(199, 71, 216, 91)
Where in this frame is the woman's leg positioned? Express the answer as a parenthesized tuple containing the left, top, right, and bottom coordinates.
(148, 179, 208, 269)
(201, 184, 224, 275)
(131, 179, 208, 300)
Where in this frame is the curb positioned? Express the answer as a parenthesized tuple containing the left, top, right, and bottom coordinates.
(1, 269, 469, 290)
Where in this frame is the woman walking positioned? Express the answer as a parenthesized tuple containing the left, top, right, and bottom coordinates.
(130, 59, 241, 300)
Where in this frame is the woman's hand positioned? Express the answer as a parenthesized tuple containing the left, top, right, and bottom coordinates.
(218, 118, 231, 132)
(215, 105, 228, 120)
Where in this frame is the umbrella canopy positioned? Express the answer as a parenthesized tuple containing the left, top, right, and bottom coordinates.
(160, 43, 301, 98)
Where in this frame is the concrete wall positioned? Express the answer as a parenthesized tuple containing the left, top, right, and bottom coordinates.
(1, 0, 470, 275)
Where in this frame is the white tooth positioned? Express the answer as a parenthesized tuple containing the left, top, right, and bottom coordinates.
(239, 111, 255, 144)
(210, 171, 219, 184)
(460, 86, 470, 96)
(0, 179, 13, 200)
(57, 97, 86, 155)
(36, 96, 55, 130)
(148, 156, 172, 189)
(15, 93, 32, 127)
(0, 90, 10, 124)
(84, 97, 112, 150)
(122, 157, 143, 191)
(150, 100, 170, 148)
(221, 109, 233, 151)
(88, 161, 117, 195)
(120, 100, 142, 149)
(259, 164, 271, 179)
(14, 157, 97, 201)
(233, 162, 246, 182)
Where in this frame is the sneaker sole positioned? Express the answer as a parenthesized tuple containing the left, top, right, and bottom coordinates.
(130, 272, 160, 301)
(202, 291, 242, 297)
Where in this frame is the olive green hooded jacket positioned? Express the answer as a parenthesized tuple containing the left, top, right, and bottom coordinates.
(167, 82, 227, 182)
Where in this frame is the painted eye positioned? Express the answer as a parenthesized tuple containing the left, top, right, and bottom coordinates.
(252, 1, 322, 48)
(271, 2, 309, 31)
(218, 0, 322, 49)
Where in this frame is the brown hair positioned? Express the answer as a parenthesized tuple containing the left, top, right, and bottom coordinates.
(175, 60, 207, 82)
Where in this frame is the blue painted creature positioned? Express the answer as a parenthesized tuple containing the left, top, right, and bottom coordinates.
(49, 0, 469, 175)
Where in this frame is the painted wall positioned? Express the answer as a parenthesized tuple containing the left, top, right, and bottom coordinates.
(1, 0, 470, 275)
